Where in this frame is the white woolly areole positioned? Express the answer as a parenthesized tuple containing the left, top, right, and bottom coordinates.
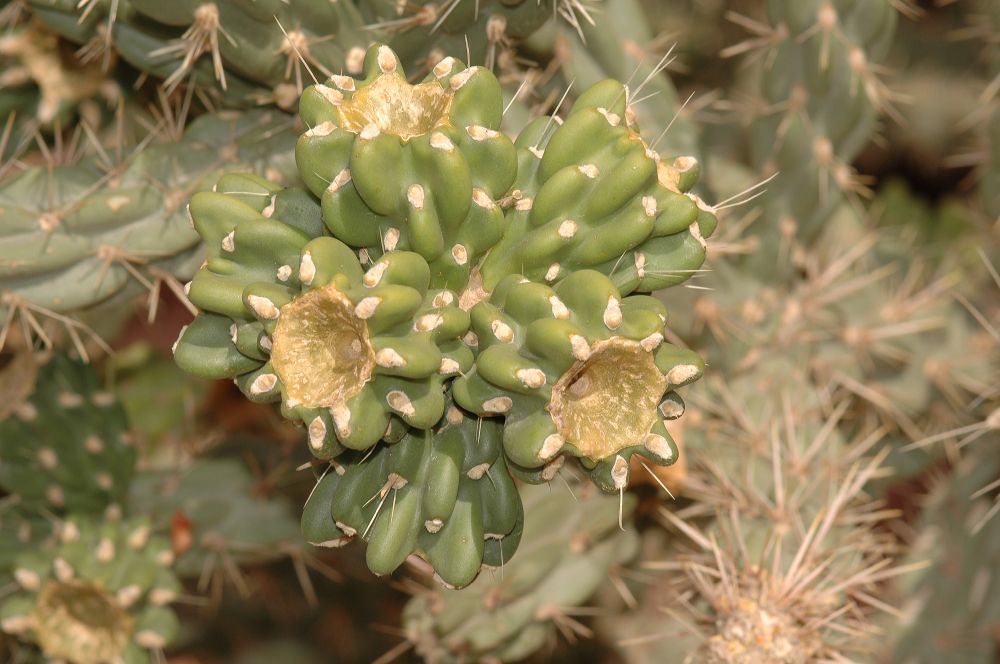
(578, 164, 600, 178)
(659, 397, 684, 418)
(611, 455, 629, 490)
(364, 261, 388, 287)
(314, 84, 343, 106)
(597, 107, 621, 126)
(467, 463, 491, 480)
(383, 227, 400, 251)
(386, 391, 416, 417)
(377, 45, 397, 73)
(539, 433, 564, 461)
(415, 313, 444, 331)
(467, 125, 499, 141)
(644, 433, 673, 460)
(446, 406, 464, 425)
(250, 373, 278, 395)
(430, 132, 455, 151)
(689, 221, 707, 249)
(642, 195, 657, 217)
(304, 121, 336, 138)
(439, 357, 460, 375)
(308, 417, 327, 450)
(463, 331, 479, 347)
(95, 537, 115, 563)
(331, 403, 352, 437)
(37, 448, 57, 469)
(299, 252, 317, 285)
(149, 588, 177, 606)
(528, 146, 544, 159)
(328, 168, 352, 194)
(248, 295, 280, 320)
(360, 123, 380, 140)
(482, 396, 513, 414)
(14, 568, 40, 591)
(640, 332, 664, 352)
(262, 195, 277, 218)
(570, 334, 591, 361)
(558, 219, 578, 238)
(424, 519, 444, 533)
(85, 435, 105, 453)
(451, 244, 468, 265)
(515, 197, 534, 211)
(354, 297, 381, 319)
(128, 526, 150, 550)
(635, 251, 647, 279)
(491, 319, 514, 343)
(117, 585, 142, 608)
(433, 57, 456, 78)
(346, 47, 365, 74)
(407, 184, 425, 209)
(549, 296, 569, 319)
(376, 348, 407, 368)
(544, 263, 560, 282)
(135, 630, 167, 649)
(276, 265, 292, 282)
(516, 368, 546, 389)
(472, 188, 494, 208)
(604, 297, 623, 329)
(53, 558, 73, 582)
(330, 74, 355, 91)
(222, 231, 235, 252)
(541, 456, 565, 481)
(433, 291, 454, 307)
(449, 67, 476, 90)
(667, 364, 700, 385)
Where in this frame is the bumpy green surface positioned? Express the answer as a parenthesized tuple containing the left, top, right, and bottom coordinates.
(453, 270, 702, 492)
(174, 174, 472, 455)
(0, 109, 297, 316)
(0, 515, 180, 664)
(302, 402, 521, 588)
(0, 353, 135, 514)
(25, 0, 368, 106)
(749, 0, 898, 244)
(296, 43, 516, 291)
(403, 481, 639, 663)
(128, 457, 302, 576)
(478, 78, 716, 296)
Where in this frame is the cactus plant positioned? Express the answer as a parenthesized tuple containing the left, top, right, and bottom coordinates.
(453, 269, 702, 492)
(0, 108, 298, 354)
(296, 43, 516, 291)
(477, 77, 716, 297)
(174, 175, 473, 456)
(302, 401, 521, 588)
(0, 515, 181, 664)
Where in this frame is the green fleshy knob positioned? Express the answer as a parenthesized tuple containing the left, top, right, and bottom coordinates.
(476, 78, 717, 297)
(302, 401, 522, 588)
(0, 516, 180, 664)
(295, 43, 516, 291)
(174, 175, 472, 456)
(453, 270, 703, 492)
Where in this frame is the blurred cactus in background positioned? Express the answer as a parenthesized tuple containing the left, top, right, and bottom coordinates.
(1, 0, 998, 662)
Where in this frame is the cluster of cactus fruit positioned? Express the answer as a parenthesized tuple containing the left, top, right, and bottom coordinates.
(172, 41, 717, 585)
(2, 0, 1000, 661)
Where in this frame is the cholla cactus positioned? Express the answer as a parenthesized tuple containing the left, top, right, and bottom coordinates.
(175, 175, 473, 456)
(302, 402, 521, 588)
(296, 43, 516, 290)
(0, 515, 180, 664)
(453, 269, 701, 492)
